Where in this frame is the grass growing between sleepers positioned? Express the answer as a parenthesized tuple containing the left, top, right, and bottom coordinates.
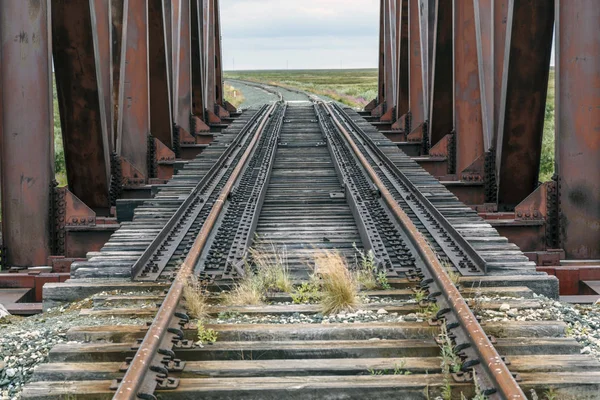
(222, 243, 293, 306)
(313, 250, 360, 315)
(183, 276, 218, 344)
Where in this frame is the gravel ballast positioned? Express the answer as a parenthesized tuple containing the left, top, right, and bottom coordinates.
(0, 300, 147, 400)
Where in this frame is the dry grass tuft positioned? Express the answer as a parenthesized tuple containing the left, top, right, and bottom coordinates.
(249, 244, 293, 293)
(223, 242, 296, 306)
(223, 242, 294, 306)
(183, 276, 209, 320)
(314, 250, 359, 315)
(222, 266, 265, 306)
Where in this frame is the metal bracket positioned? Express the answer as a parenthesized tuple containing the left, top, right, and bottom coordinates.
(452, 370, 473, 383)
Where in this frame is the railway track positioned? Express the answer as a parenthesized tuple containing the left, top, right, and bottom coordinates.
(22, 89, 600, 399)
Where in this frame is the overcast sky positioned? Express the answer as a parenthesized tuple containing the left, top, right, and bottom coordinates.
(220, 0, 380, 71)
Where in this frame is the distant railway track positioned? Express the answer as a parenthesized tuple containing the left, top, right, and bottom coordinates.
(22, 86, 600, 399)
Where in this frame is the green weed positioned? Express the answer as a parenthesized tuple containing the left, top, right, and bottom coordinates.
(354, 245, 378, 290)
(197, 321, 218, 344)
(291, 281, 321, 304)
(377, 271, 392, 290)
(414, 288, 427, 303)
(439, 321, 462, 374)
(367, 361, 412, 376)
(217, 311, 241, 320)
(543, 387, 558, 400)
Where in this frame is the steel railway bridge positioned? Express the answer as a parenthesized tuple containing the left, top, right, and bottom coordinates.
(0, 1, 599, 398)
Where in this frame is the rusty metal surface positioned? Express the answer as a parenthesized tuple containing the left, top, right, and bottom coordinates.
(173, 0, 192, 132)
(428, 0, 452, 147)
(453, 0, 484, 174)
(376, 0, 385, 105)
(91, 0, 113, 153)
(325, 102, 525, 399)
(110, 0, 125, 151)
(556, 0, 600, 259)
(203, 0, 216, 115)
(496, 0, 554, 210)
(418, 0, 435, 118)
(493, 0, 508, 143)
(383, 0, 396, 111)
(395, 0, 409, 120)
(408, 0, 424, 128)
(213, 0, 224, 106)
(52, 0, 111, 210)
(148, 0, 174, 148)
(113, 103, 276, 399)
(117, 0, 150, 179)
(0, 0, 53, 266)
(474, 0, 494, 151)
(191, 0, 206, 119)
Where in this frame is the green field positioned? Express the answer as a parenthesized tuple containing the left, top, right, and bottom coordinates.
(225, 68, 555, 182)
(224, 69, 378, 109)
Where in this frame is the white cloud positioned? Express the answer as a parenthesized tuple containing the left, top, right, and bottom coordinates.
(220, 0, 380, 70)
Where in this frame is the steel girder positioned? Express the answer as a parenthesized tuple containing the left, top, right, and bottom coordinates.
(0, 0, 226, 266)
(374, 0, 598, 259)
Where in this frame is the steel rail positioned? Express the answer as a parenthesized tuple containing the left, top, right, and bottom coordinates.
(131, 104, 269, 280)
(322, 101, 525, 400)
(113, 101, 279, 400)
(329, 102, 487, 275)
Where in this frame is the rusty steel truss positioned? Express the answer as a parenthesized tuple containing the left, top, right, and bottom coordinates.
(0, 0, 598, 274)
(369, 0, 599, 264)
(0, 0, 235, 268)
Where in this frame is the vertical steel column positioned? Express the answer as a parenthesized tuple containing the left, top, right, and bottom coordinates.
(408, 0, 425, 132)
(111, 0, 125, 151)
(418, 0, 435, 119)
(493, 0, 508, 142)
(383, 0, 396, 111)
(474, 0, 494, 151)
(51, 0, 111, 210)
(377, 0, 386, 105)
(395, 0, 409, 120)
(556, 0, 600, 259)
(148, 0, 174, 148)
(116, 0, 150, 178)
(453, 0, 484, 173)
(496, 0, 554, 209)
(213, 0, 224, 108)
(91, 0, 114, 152)
(203, 0, 216, 116)
(191, 0, 206, 120)
(0, 0, 53, 266)
(173, 0, 192, 132)
(428, 0, 452, 147)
